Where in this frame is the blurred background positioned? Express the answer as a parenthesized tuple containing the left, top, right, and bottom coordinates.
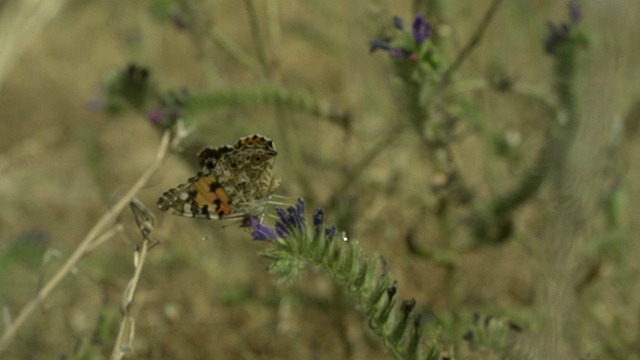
(0, 0, 639, 359)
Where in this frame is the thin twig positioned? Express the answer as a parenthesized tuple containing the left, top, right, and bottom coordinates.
(206, 29, 263, 78)
(327, 122, 406, 207)
(0, 131, 174, 355)
(438, 0, 504, 91)
(85, 224, 125, 254)
(110, 238, 151, 360)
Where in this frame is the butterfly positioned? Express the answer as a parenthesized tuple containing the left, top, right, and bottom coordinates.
(157, 134, 280, 221)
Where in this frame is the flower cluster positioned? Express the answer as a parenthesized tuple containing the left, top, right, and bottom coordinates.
(244, 199, 440, 358)
(544, 0, 582, 54)
(88, 63, 152, 115)
(369, 14, 432, 61)
(247, 198, 335, 243)
(146, 89, 189, 129)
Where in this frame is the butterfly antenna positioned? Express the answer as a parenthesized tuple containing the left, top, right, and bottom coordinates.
(267, 194, 297, 207)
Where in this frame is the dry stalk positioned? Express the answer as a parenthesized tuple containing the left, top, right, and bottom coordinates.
(110, 238, 152, 360)
(110, 198, 159, 359)
(0, 130, 177, 354)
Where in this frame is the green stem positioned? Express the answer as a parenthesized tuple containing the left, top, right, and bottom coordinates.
(243, 0, 270, 78)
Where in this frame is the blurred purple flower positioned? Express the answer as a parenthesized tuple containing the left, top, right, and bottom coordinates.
(544, 1, 582, 54)
(369, 14, 432, 60)
(369, 38, 411, 58)
(147, 108, 167, 124)
(17, 228, 50, 246)
(147, 108, 180, 127)
(369, 38, 393, 52)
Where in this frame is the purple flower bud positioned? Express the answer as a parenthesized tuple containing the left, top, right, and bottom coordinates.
(313, 207, 324, 233)
(389, 48, 409, 58)
(369, 38, 393, 53)
(275, 221, 290, 238)
(369, 37, 411, 59)
(544, 1, 583, 54)
(325, 225, 336, 241)
(275, 206, 290, 223)
(287, 207, 303, 232)
(296, 198, 305, 219)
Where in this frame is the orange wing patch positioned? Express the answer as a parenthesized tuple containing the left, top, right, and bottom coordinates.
(192, 175, 234, 218)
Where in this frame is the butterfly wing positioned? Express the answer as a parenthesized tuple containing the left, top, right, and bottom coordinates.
(197, 145, 234, 172)
(157, 171, 242, 220)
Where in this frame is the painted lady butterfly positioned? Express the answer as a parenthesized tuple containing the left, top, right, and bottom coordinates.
(157, 134, 280, 221)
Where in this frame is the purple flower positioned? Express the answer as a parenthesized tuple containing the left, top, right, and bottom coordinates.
(247, 217, 278, 241)
(275, 222, 290, 238)
(147, 108, 180, 127)
(369, 38, 394, 53)
(275, 206, 289, 222)
(389, 48, 410, 58)
(412, 14, 431, 44)
(248, 198, 307, 242)
(284, 198, 306, 233)
(244, 198, 348, 254)
(369, 14, 432, 60)
(369, 38, 411, 58)
(147, 108, 168, 124)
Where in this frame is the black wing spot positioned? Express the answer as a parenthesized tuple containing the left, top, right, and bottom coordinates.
(209, 181, 223, 192)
